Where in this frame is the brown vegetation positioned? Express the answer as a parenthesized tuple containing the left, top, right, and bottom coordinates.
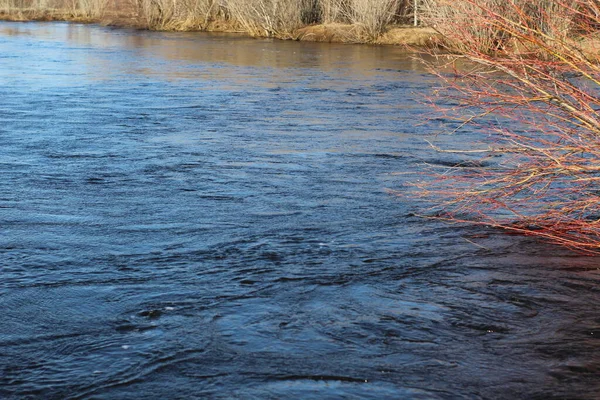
(415, 0, 600, 252)
(0, 0, 108, 21)
(225, 0, 312, 38)
(0, 0, 434, 46)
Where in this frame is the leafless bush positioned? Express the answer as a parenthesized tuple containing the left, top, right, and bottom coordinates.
(415, 0, 600, 252)
(225, 0, 314, 37)
(134, 0, 220, 30)
(421, 0, 577, 53)
(75, 0, 108, 17)
(317, 0, 348, 23)
(135, 0, 174, 29)
(347, 0, 399, 39)
(0, 0, 108, 17)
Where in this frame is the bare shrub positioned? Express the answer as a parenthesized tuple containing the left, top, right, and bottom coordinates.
(134, 0, 220, 30)
(421, 0, 577, 53)
(75, 0, 109, 18)
(317, 0, 348, 23)
(347, 0, 399, 39)
(0, 0, 16, 13)
(415, 0, 600, 252)
(135, 0, 175, 29)
(0, 0, 109, 18)
(225, 0, 314, 37)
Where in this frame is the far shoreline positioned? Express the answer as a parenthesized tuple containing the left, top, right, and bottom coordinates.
(0, 10, 441, 49)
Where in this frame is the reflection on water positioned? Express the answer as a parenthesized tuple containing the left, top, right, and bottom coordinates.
(0, 21, 428, 81)
(1, 21, 600, 400)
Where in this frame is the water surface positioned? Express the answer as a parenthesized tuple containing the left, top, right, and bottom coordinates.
(1, 22, 600, 399)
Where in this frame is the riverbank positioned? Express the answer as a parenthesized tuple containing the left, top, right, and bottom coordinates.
(0, 7, 440, 48)
(295, 24, 438, 46)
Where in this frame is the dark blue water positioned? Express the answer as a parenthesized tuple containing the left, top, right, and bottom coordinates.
(1, 22, 600, 400)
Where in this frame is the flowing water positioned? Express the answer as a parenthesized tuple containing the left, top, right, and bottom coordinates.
(1, 22, 600, 400)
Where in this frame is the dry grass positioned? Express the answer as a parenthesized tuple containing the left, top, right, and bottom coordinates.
(295, 22, 359, 42)
(294, 22, 439, 46)
(377, 25, 439, 46)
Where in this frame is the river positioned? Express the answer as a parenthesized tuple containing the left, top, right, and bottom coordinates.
(1, 21, 600, 399)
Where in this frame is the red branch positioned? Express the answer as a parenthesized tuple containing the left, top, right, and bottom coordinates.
(414, 0, 600, 252)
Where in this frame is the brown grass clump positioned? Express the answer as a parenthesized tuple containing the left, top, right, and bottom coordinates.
(295, 23, 356, 42)
(377, 25, 438, 46)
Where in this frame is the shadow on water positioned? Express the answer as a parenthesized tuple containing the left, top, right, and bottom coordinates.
(1, 21, 600, 400)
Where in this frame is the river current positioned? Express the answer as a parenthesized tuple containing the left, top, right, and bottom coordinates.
(1, 22, 600, 399)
